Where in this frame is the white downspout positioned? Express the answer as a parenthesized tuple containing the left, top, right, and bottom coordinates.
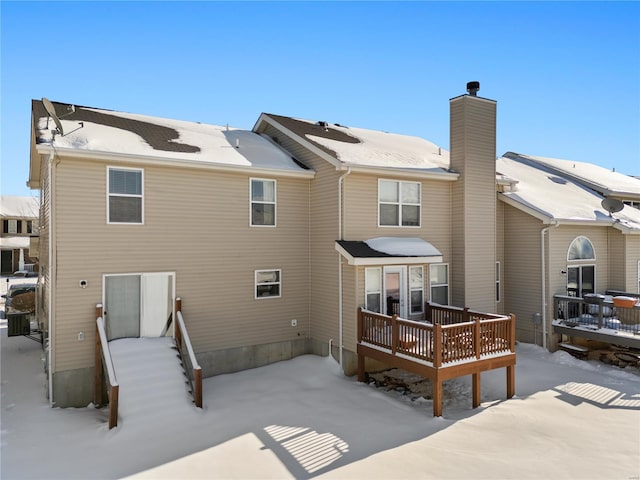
(47, 150, 55, 406)
(337, 168, 352, 368)
(540, 222, 559, 350)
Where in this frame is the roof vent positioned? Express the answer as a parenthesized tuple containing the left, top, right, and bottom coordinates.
(466, 81, 480, 96)
(316, 121, 329, 131)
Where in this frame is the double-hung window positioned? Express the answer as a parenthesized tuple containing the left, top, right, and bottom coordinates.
(409, 266, 424, 314)
(379, 179, 420, 227)
(365, 267, 382, 313)
(255, 269, 281, 299)
(251, 178, 276, 226)
(430, 264, 449, 305)
(108, 167, 143, 224)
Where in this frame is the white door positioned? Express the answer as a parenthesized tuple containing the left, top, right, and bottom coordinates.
(383, 266, 407, 318)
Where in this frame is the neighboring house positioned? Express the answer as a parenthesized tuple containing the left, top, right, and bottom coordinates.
(28, 85, 640, 408)
(0, 195, 39, 275)
(496, 153, 640, 349)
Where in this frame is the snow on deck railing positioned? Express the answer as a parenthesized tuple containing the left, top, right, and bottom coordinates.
(175, 298, 202, 408)
(94, 305, 119, 430)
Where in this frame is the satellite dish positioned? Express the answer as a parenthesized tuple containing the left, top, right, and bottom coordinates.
(601, 197, 624, 216)
(42, 97, 64, 136)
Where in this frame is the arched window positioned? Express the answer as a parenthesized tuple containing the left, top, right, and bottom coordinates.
(567, 236, 595, 261)
(566, 236, 595, 298)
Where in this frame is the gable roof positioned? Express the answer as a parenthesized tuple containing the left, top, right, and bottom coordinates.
(255, 113, 458, 181)
(0, 196, 39, 219)
(504, 152, 640, 201)
(30, 100, 313, 187)
(496, 155, 640, 234)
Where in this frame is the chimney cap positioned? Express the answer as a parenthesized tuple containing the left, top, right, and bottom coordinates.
(466, 81, 480, 96)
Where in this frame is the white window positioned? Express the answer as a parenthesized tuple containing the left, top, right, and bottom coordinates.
(7, 219, 17, 234)
(255, 269, 281, 299)
(496, 261, 501, 303)
(251, 178, 276, 226)
(430, 264, 449, 305)
(566, 236, 596, 297)
(409, 266, 424, 314)
(567, 236, 595, 260)
(365, 267, 382, 313)
(378, 179, 420, 227)
(108, 167, 143, 224)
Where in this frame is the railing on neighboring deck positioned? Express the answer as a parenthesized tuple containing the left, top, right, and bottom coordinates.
(94, 304, 119, 430)
(358, 304, 515, 367)
(174, 298, 203, 408)
(553, 293, 640, 348)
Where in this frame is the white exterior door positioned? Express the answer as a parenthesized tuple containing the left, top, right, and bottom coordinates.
(383, 266, 407, 318)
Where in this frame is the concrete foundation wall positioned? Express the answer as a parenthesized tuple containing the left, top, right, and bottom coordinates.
(52, 367, 94, 408)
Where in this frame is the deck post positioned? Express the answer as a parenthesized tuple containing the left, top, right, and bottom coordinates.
(463, 307, 469, 322)
(94, 304, 104, 407)
(194, 368, 203, 408)
(175, 297, 183, 346)
(391, 314, 399, 354)
(357, 307, 363, 343)
(357, 353, 366, 382)
(509, 313, 516, 352)
(433, 376, 443, 417)
(434, 323, 442, 367)
(109, 385, 119, 430)
(474, 317, 481, 359)
(472, 373, 481, 408)
(506, 365, 515, 399)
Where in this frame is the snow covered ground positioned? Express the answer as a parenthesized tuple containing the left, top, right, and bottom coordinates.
(1, 319, 639, 479)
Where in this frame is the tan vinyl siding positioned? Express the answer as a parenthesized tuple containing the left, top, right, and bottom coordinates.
(38, 156, 51, 333)
(342, 174, 452, 260)
(626, 236, 640, 294)
(495, 200, 505, 314)
(258, 123, 342, 351)
(342, 263, 357, 351)
(449, 95, 497, 312)
(502, 204, 543, 344)
(51, 157, 310, 373)
(608, 229, 626, 290)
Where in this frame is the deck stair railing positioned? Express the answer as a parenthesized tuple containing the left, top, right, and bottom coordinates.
(94, 304, 119, 429)
(174, 298, 203, 408)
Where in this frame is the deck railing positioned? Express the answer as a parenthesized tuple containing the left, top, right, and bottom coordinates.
(94, 304, 119, 429)
(358, 306, 515, 367)
(554, 294, 640, 335)
(175, 298, 203, 408)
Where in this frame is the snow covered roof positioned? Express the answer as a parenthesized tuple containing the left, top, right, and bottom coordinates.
(504, 152, 640, 201)
(256, 114, 455, 178)
(336, 237, 443, 265)
(0, 196, 39, 218)
(496, 156, 640, 233)
(0, 237, 31, 249)
(31, 100, 312, 177)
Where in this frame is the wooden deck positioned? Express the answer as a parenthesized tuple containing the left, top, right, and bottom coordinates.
(357, 304, 516, 416)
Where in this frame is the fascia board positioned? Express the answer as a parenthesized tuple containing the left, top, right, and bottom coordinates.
(498, 194, 554, 224)
(335, 243, 443, 266)
(35, 144, 316, 179)
(339, 164, 459, 181)
(254, 114, 342, 168)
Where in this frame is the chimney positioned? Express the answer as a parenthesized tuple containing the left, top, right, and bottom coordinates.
(449, 82, 497, 312)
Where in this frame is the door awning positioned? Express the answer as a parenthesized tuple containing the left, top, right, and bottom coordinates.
(335, 237, 443, 266)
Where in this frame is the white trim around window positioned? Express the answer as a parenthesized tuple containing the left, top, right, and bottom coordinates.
(250, 178, 276, 227)
(409, 265, 424, 314)
(255, 269, 281, 299)
(429, 263, 449, 305)
(378, 179, 421, 227)
(496, 261, 501, 303)
(364, 267, 382, 313)
(107, 167, 144, 224)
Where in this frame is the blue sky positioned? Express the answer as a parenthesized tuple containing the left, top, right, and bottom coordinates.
(2, 1, 639, 196)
